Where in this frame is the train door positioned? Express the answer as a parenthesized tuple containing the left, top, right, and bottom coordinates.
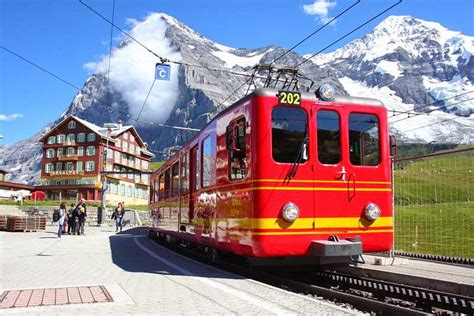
(179, 152, 191, 227)
(314, 105, 390, 231)
(189, 145, 199, 224)
(313, 108, 348, 228)
(344, 109, 392, 226)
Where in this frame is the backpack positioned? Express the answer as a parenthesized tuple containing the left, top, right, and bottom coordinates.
(53, 209, 60, 222)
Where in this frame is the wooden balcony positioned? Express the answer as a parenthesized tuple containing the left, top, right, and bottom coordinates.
(58, 155, 78, 161)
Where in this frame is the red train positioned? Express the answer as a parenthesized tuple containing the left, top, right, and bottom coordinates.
(149, 87, 394, 265)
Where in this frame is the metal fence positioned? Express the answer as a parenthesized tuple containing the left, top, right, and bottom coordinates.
(393, 147, 474, 259)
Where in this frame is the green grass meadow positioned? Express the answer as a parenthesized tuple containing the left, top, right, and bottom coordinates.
(394, 149, 474, 258)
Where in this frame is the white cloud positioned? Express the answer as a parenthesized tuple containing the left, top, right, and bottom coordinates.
(84, 13, 182, 124)
(303, 0, 337, 24)
(0, 113, 23, 121)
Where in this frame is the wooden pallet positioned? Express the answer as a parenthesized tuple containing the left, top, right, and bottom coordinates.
(0, 215, 7, 231)
(6, 216, 46, 232)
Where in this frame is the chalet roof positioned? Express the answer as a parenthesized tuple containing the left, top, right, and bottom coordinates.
(39, 115, 155, 158)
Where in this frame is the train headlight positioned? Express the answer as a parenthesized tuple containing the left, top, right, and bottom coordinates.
(316, 83, 335, 101)
(364, 203, 381, 221)
(281, 202, 299, 223)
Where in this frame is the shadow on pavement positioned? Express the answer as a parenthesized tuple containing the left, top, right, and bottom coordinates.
(109, 227, 241, 279)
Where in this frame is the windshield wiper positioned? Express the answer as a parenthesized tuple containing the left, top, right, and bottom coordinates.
(286, 125, 308, 180)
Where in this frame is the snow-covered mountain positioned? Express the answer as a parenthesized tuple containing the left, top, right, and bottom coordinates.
(1, 14, 473, 184)
(306, 15, 474, 142)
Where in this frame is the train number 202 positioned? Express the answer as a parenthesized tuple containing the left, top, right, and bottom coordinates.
(278, 91, 301, 106)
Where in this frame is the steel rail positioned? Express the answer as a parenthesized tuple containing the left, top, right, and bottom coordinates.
(149, 233, 450, 314)
(309, 271, 474, 314)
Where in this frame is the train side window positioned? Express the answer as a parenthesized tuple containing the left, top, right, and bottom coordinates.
(202, 135, 216, 187)
(349, 113, 380, 166)
(227, 117, 247, 180)
(272, 107, 308, 163)
(181, 153, 189, 194)
(192, 145, 200, 191)
(171, 162, 179, 197)
(164, 168, 171, 199)
(158, 173, 164, 200)
(153, 178, 159, 202)
(317, 110, 341, 164)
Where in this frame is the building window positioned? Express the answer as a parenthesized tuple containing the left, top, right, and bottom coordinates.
(136, 159, 141, 169)
(142, 160, 148, 170)
(67, 134, 75, 143)
(120, 184, 125, 196)
(121, 167, 127, 178)
(116, 139, 121, 147)
(45, 163, 54, 173)
(129, 144, 135, 154)
(87, 133, 96, 142)
(77, 133, 86, 142)
(77, 147, 83, 156)
(124, 133, 128, 140)
(57, 148, 63, 157)
(130, 135, 135, 143)
(317, 110, 341, 165)
(349, 113, 380, 166)
(86, 146, 96, 156)
(107, 148, 113, 161)
(47, 136, 56, 144)
(114, 151, 120, 161)
(136, 146, 140, 155)
(57, 134, 65, 143)
(56, 162, 63, 171)
(128, 169, 133, 179)
(67, 147, 75, 156)
(46, 149, 55, 158)
(68, 121, 76, 129)
(85, 161, 95, 171)
(122, 141, 128, 152)
(66, 162, 74, 171)
(77, 161, 83, 172)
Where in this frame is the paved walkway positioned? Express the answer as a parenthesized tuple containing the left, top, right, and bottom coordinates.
(0, 226, 360, 315)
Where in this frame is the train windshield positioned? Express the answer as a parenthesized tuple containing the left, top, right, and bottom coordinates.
(271, 107, 308, 163)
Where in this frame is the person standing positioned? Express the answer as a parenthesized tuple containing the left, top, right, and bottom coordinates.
(57, 202, 66, 238)
(114, 202, 125, 233)
(77, 199, 87, 235)
(67, 203, 75, 235)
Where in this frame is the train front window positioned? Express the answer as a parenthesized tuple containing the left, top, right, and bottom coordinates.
(349, 113, 380, 166)
(317, 110, 341, 164)
(272, 107, 308, 163)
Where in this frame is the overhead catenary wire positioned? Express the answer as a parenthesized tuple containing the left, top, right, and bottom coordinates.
(402, 114, 471, 134)
(107, 0, 116, 86)
(0, 45, 198, 131)
(136, 79, 156, 121)
(389, 91, 474, 123)
(271, 0, 361, 65)
(296, 0, 403, 68)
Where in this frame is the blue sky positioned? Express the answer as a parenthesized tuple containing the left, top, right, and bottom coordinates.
(1, 0, 473, 145)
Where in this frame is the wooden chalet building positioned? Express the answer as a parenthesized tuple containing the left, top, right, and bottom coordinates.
(38, 115, 154, 205)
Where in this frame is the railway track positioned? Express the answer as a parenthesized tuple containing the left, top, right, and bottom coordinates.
(150, 235, 474, 315)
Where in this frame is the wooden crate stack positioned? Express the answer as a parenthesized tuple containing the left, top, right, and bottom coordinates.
(6, 216, 47, 232)
(0, 215, 7, 231)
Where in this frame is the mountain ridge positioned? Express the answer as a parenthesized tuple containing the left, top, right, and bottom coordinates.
(1, 14, 473, 184)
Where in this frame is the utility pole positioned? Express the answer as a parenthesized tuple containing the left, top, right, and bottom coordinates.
(99, 125, 117, 225)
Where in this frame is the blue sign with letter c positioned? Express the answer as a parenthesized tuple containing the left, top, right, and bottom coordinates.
(155, 63, 171, 81)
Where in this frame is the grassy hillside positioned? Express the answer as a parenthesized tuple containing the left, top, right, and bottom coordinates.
(393, 148, 474, 258)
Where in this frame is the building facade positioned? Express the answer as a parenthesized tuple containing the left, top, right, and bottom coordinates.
(39, 116, 154, 205)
